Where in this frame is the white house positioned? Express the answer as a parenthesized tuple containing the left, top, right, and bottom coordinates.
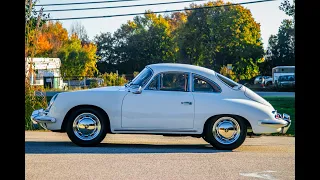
(25, 57, 67, 89)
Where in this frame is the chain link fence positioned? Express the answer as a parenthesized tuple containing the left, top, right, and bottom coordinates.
(36, 74, 136, 90)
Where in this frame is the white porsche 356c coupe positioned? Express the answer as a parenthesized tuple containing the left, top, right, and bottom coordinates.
(31, 63, 291, 150)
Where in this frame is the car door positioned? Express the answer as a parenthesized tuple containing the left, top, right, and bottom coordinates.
(121, 72, 195, 130)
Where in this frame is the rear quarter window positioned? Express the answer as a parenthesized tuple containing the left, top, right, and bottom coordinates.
(216, 73, 239, 89)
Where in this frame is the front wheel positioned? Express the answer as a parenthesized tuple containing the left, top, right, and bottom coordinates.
(66, 108, 108, 147)
(203, 116, 247, 150)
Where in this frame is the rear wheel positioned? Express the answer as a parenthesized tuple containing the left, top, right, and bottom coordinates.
(66, 108, 108, 147)
(203, 116, 247, 150)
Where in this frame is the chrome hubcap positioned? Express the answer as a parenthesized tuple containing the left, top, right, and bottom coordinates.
(73, 113, 101, 141)
(213, 117, 241, 145)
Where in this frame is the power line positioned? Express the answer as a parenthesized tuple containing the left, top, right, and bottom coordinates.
(35, 0, 141, 7)
(40, 0, 208, 12)
(48, 0, 276, 21)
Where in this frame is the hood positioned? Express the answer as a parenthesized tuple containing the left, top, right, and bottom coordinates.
(81, 86, 126, 92)
(243, 87, 273, 107)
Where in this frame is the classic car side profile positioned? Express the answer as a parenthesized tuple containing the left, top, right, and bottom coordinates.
(31, 63, 291, 150)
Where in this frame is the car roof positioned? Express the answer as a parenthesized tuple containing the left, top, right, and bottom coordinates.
(272, 66, 295, 68)
(280, 75, 294, 77)
(147, 63, 217, 76)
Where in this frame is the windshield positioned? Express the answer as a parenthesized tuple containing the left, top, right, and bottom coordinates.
(130, 67, 153, 87)
(279, 75, 295, 81)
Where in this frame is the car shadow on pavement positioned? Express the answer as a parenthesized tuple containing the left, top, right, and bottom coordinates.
(25, 141, 232, 154)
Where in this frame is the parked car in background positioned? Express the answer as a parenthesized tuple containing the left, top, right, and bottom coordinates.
(31, 63, 291, 150)
(253, 75, 273, 86)
(80, 78, 104, 88)
(276, 75, 295, 88)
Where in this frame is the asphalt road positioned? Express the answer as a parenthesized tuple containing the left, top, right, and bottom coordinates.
(25, 132, 295, 180)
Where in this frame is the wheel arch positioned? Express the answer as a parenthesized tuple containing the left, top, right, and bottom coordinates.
(202, 114, 252, 135)
(61, 104, 111, 133)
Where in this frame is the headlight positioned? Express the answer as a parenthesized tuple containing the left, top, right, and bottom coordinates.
(46, 93, 59, 112)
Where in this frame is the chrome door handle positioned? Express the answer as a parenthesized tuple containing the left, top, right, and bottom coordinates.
(181, 102, 192, 105)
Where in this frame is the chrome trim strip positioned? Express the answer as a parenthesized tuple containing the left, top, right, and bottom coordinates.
(31, 109, 56, 124)
(258, 119, 289, 128)
(33, 116, 56, 123)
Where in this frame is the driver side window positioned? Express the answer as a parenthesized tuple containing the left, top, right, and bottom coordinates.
(160, 72, 189, 92)
(146, 72, 189, 92)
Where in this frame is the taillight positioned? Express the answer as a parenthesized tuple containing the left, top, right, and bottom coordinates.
(275, 113, 282, 119)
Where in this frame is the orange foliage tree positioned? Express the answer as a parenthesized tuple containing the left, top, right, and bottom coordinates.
(35, 21, 69, 57)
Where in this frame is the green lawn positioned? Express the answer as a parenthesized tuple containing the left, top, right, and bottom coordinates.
(264, 97, 295, 136)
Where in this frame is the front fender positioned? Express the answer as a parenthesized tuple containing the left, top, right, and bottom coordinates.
(45, 91, 128, 130)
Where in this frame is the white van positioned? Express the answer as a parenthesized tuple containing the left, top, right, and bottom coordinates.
(272, 66, 295, 85)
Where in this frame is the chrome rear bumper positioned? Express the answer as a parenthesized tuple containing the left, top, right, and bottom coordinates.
(31, 109, 56, 129)
(258, 113, 291, 134)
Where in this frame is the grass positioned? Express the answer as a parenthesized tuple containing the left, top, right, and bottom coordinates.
(264, 96, 295, 136)
(45, 95, 295, 136)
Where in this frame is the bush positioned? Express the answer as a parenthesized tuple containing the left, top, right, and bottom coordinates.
(25, 83, 48, 130)
(133, 71, 139, 78)
(220, 66, 237, 81)
(99, 72, 128, 86)
(88, 80, 99, 88)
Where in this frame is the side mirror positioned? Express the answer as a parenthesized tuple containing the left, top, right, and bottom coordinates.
(132, 86, 142, 94)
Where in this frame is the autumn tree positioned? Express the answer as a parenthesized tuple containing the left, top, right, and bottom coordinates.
(58, 34, 98, 78)
(93, 0, 265, 79)
(25, 0, 49, 57)
(176, 0, 264, 81)
(165, 12, 187, 33)
(95, 11, 177, 74)
(35, 21, 69, 57)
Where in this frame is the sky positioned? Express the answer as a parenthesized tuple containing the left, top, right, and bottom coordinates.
(35, 0, 293, 50)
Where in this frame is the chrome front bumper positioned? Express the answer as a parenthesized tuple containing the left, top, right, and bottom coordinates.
(31, 109, 56, 129)
(258, 113, 291, 134)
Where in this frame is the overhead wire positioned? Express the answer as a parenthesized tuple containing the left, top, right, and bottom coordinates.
(40, 0, 208, 12)
(46, 0, 276, 21)
(36, 0, 142, 6)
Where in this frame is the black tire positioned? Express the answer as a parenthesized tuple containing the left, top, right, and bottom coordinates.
(202, 135, 211, 142)
(66, 107, 108, 147)
(203, 116, 247, 150)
